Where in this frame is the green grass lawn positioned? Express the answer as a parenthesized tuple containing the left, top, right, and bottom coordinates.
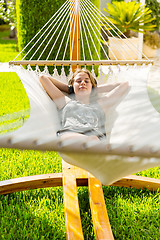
(0, 26, 160, 240)
(0, 26, 19, 62)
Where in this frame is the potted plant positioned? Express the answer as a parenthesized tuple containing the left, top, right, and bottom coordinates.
(103, 1, 157, 60)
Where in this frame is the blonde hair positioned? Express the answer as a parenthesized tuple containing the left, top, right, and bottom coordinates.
(68, 68, 97, 88)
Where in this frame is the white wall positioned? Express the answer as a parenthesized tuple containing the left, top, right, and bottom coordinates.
(100, 0, 111, 15)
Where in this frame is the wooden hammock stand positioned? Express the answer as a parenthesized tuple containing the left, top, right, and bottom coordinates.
(1, 1, 160, 238)
(0, 162, 160, 239)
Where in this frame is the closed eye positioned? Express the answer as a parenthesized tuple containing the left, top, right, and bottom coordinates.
(76, 80, 82, 83)
(75, 78, 91, 84)
(85, 80, 90, 83)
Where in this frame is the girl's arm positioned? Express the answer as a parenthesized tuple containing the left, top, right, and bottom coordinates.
(98, 82, 130, 110)
(39, 75, 70, 109)
(97, 82, 124, 93)
(45, 75, 69, 93)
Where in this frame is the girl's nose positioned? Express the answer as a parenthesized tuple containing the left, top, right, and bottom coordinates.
(81, 79, 86, 85)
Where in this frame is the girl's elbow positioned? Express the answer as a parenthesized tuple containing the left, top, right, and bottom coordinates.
(121, 81, 130, 90)
(39, 74, 48, 85)
(122, 81, 129, 86)
(39, 74, 45, 81)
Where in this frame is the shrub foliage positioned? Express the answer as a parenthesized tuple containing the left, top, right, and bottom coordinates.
(16, 0, 100, 62)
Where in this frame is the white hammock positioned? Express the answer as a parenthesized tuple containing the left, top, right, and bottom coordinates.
(0, 0, 160, 185)
(0, 63, 160, 185)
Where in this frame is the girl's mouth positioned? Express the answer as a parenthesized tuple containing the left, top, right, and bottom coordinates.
(79, 87, 87, 90)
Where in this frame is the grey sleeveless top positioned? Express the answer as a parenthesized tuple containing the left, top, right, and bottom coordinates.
(58, 100, 106, 139)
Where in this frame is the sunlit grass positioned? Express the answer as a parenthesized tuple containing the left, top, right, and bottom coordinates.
(0, 29, 19, 62)
(0, 188, 66, 240)
(0, 148, 62, 180)
(103, 186, 160, 239)
(0, 72, 30, 134)
(0, 73, 30, 115)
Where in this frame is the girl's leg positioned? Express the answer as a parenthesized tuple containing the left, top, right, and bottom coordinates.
(58, 132, 100, 145)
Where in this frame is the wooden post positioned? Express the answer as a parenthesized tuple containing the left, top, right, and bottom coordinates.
(70, 0, 80, 71)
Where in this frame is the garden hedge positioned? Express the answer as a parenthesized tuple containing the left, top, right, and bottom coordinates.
(16, 0, 100, 63)
(145, 0, 160, 30)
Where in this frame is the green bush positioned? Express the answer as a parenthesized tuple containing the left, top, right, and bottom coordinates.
(111, 0, 123, 2)
(0, 19, 5, 25)
(16, 0, 100, 64)
(142, 0, 160, 31)
(143, 31, 160, 48)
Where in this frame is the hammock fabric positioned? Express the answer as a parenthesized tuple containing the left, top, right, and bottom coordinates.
(0, 0, 160, 185)
(0, 64, 160, 185)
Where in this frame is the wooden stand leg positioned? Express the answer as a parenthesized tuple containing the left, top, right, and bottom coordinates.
(88, 174, 114, 240)
(62, 161, 84, 240)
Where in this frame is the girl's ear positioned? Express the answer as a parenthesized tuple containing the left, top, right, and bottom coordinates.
(92, 78, 97, 88)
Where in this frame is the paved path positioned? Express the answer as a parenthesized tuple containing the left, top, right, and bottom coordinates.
(0, 62, 12, 72)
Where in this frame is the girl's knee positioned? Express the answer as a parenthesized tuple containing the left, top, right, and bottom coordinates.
(88, 135, 100, 141)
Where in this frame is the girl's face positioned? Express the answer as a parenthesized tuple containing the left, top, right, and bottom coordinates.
(73, 72, 92, 96)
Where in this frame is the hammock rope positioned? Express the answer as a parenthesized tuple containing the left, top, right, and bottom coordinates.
(16, 0, 70, 62)
(10, 0, 152, 66)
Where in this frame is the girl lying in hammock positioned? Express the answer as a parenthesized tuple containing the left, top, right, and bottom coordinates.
(39, 69, 129, 142)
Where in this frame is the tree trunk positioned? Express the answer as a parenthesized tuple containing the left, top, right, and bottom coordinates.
(9, 27, 16, 38)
